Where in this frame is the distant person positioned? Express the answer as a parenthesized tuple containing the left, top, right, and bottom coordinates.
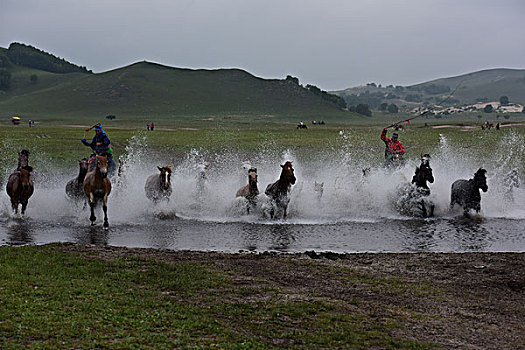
(496, 123, 500, 130)
(150, 123, 155, 131)
(381, 127, 405, 167)
(81, 125, 116, 175)
(147, 124, 150, 131)
(28, 120, 32, 127)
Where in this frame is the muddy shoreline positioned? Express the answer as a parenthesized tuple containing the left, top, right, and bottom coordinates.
(54, 243, 525, 349)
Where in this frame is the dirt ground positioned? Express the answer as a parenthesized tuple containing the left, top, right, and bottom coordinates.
(58, 244, 525, 349)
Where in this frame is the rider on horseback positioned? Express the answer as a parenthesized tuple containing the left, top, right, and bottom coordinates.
(381, 128, 405, 167)
(81, 125, 116, 175)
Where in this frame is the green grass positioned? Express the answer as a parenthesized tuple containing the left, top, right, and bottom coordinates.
(0, 244, 433, 349)
(1, 117, 524, 178)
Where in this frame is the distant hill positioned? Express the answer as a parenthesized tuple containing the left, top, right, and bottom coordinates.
(0, 43, 349, 121)
(334, 68, 525, 110)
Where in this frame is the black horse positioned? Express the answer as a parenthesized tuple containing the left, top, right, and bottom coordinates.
(265, 161, 296, 219)
(411, 155, 435, 217)
(65, 158, 89, 200)
(450, 168, 488, 215)
(394, 155, 435, 217)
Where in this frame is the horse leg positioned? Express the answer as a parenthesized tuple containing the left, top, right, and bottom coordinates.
(11, 199, 18, 214)
(21, 200, 28, 215)
(283, 205, 287, 219)
(89, 193, 96, 225)
(102, 194, 109, 228)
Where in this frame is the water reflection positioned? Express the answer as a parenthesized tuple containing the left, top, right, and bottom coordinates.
(268, 224, 296, 252)
(6, 219, 34, 245)
(398, 219, 437, 252)
(448, 216, 491, 251)
(73, 226, 109, 245)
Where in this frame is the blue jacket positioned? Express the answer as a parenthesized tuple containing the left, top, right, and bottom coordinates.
(82, 133, 111, 155)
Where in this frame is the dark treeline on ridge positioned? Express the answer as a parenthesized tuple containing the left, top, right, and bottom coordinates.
(6, 43, 92, 74)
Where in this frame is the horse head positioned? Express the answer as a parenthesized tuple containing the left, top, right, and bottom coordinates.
(474, 168, 488, 192)
(79, 158, 89, 175)
(158, 166, 172, 190)
(248, 168, 258, 186)
(18, 166, 33, 191)
(18, 150, 30, 168)
(95, 155, 109, 178)
(280, 161, 296, 185)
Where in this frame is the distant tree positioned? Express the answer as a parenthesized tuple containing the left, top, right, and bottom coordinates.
(477, 114, 482, 119)
(355, 104, 372, 117)
(367, 82, 377, 87)
(379, 102, 388, 111)
(30, 74, 38, 84)
(395, 85, 405, 91)
(484, 104, 493, 113)
(504, 114, 510, 119)
(285, 75, 299, 85)
(499, 96, 509, 106)
(387, 103, 399, 113)
(0, 69, 11, 90)
(405, 94, 422, 102)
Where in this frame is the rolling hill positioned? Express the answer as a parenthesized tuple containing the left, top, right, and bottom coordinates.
(0, 44, 350, 122)
(334, 68, 525, 110)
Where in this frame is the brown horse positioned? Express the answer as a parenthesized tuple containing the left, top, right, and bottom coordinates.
(83, 155, 111, 227)
(144, 166, 173, 202)
(6, 166, 34, 215)
(265, 161, 296, 219)
(65, 158, 89, 200)
(236, 168, 259, 213)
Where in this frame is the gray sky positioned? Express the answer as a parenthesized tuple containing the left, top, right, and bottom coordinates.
(1, 0, 524, 91)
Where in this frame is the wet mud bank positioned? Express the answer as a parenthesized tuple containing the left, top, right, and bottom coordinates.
(56, 243, 525, 349)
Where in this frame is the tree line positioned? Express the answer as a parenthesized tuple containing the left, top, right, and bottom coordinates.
(6, 43, 92, 74)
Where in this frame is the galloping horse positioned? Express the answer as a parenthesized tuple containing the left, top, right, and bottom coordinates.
(265, 161, 296, 219)
(145, 166, 173, 202)
(6, 165, 34, 215)
(65, 158, 89, 200)
(393, 154, 435, 217)
(411, 154, 435, 217)
(450, 168, 488, 215)
(236, 167, 259, 213)
(83, 154, 111, 227)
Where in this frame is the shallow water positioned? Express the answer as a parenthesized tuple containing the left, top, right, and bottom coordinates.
(1, 133, 524, 253)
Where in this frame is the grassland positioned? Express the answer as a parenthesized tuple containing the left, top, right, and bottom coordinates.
(1, 112, 524, 173)
(1, 243, 523, 349)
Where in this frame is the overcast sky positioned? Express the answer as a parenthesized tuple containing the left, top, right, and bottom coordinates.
(1, 0, 524, 91)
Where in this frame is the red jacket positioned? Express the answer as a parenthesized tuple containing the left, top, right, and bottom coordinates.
(381, 129, 405, 158)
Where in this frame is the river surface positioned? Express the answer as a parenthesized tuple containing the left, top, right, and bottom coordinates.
(1, 134, 524, 253)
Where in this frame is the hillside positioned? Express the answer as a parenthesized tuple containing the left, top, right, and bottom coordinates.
(334, 68, 525, 110)
(0, 44, 350, 122)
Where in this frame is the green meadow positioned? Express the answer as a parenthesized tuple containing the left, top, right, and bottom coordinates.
(1, 113, 524, 175)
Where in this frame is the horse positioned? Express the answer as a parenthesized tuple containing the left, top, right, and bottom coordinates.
(393, 154, 435, 217)
(450, 168, 488, 216)
(410, 154, 435, 217)
(65, 158, 89, 200)
(236, 168, 259, 213)
(83, 154, 111, 227)
(145, 166, 173, 203)
(6, 165, 34, 215)
(264, 161, 296, 219)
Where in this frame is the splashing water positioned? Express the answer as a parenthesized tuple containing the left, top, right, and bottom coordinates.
(1, 130, 524, 252)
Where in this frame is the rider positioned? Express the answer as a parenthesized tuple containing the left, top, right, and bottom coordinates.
(381, 127, 406, 167)
(81, 125, 116, 175)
